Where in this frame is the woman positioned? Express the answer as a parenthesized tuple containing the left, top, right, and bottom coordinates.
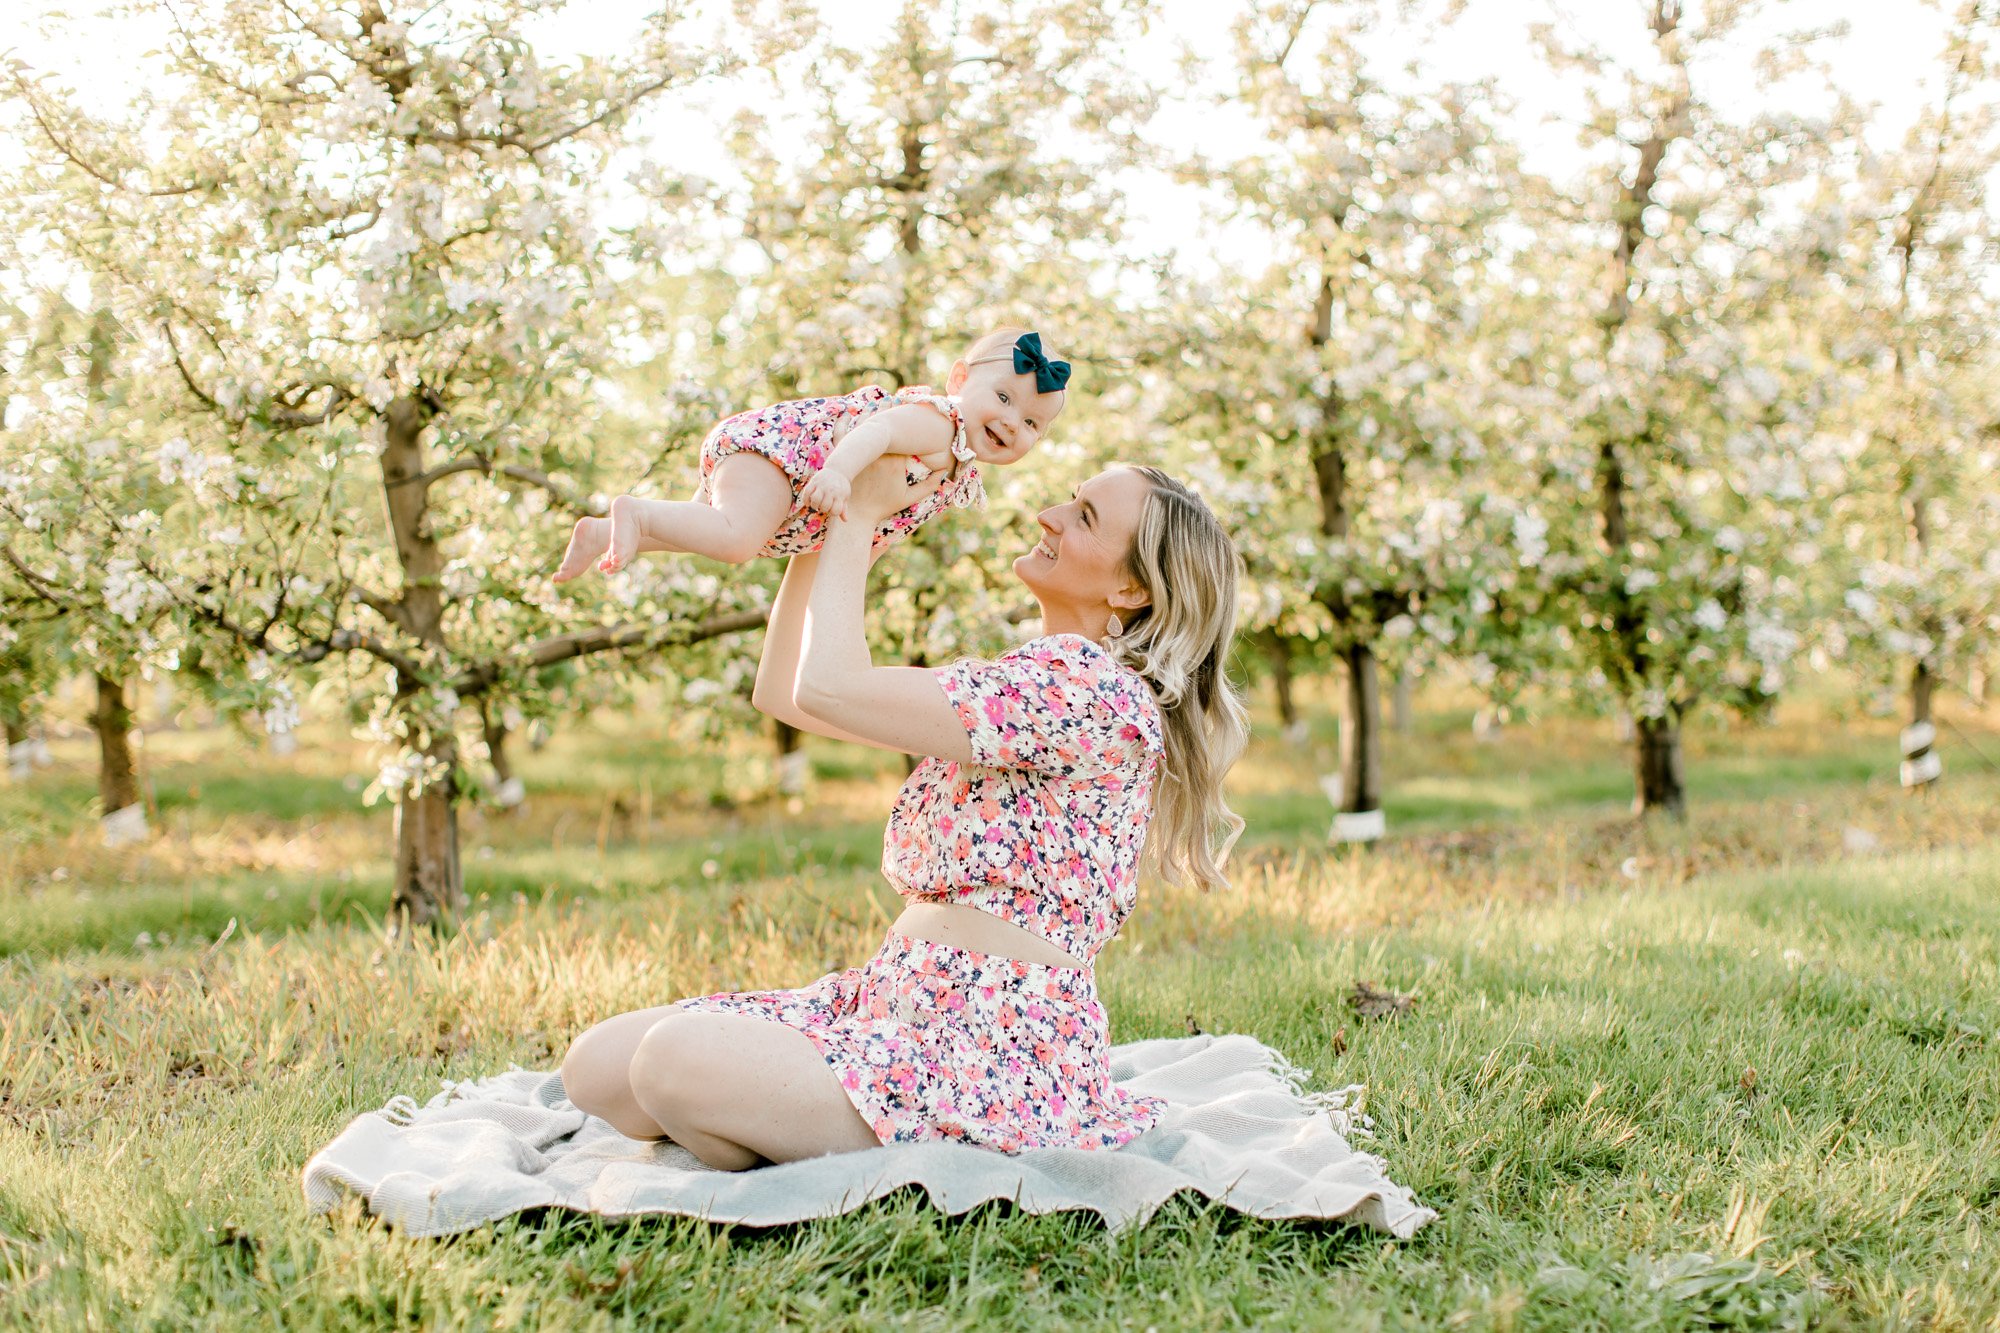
(559, 457, 1248, 1169)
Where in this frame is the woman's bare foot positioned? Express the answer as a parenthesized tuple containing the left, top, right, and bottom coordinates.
(553, 515, 612, 583)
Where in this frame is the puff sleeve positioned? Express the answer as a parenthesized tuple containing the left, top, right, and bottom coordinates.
(933, 634, 1163, 778)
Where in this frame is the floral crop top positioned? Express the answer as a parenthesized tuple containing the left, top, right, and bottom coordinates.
(881, 634, 1166, 964)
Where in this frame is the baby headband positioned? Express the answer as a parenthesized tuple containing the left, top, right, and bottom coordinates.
(971, 331, 1071, 394)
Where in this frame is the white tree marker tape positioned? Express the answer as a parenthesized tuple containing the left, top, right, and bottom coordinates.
(101, 803, 149, 847)
(7, 741, 31, 782)
(1331, 809, 1387, 843)
(1900, 720, 1940, 787)
(778, 749, 810, 796)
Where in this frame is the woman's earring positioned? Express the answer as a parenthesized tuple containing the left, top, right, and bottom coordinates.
(1106, 612, 1124, 639)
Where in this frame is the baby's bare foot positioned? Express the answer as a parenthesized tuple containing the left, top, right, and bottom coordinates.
(553, 516, 612, 583)
(598, 496, 641, 573)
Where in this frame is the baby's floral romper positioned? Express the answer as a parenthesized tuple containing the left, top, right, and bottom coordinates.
(692, 385, 985, 557)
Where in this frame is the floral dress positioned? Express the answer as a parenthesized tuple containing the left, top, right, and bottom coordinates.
(692, 385, 985, 557)
(674, 634, 1169, 1153)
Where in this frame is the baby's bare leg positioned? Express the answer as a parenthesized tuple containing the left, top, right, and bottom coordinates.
(600, 455, 793, 570)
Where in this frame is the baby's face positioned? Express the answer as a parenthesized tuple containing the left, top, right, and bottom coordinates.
(951, 358, 1065, 466)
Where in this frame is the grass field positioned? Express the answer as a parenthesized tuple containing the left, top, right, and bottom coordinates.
(3, 685, 1998, 1329)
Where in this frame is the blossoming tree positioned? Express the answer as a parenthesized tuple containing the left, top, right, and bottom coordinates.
(1521, 0, 1846, 816)
(0, 284, 200, 836)
(1819, 1, 2000, 791)
(1162, 0, 1543, 839)
(4, 0, 752, 924)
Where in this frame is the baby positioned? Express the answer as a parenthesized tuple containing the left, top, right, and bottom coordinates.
(552, 327, 1070, 579)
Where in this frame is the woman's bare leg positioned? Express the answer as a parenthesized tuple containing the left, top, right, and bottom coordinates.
(558, 1003, 686, 1139)
(627, 1012, 882, 1170)
(553, 455, 793, 581)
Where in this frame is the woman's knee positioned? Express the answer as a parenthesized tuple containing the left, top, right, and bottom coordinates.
(558, 1024, 625, 1118)
(626, 1014, 707, 1114)
(560, 1004, 681, 1117)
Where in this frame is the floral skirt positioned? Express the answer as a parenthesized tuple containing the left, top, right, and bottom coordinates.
(674, 931, 1165, 1154)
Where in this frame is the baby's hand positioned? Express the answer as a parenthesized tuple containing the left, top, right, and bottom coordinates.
(799, 470, 851, 519)
(553, 515, 612, 583)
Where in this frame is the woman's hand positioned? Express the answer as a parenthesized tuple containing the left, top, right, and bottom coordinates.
(843, 455, 944, 528)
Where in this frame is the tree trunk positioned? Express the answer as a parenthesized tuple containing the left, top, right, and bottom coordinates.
(1903, 658, 1939, 793)
(378, 392, 462, 924)
(1632, 712, 1686, 818)
(91, 672, 141, 815)
(1902, 484, 1941, 790)
(486, 718, 514, 783)
(391, 735, 463, 929)
(1263, 632, 1298, 732)
(1596, 5, 1688, 821)
(5, 713, 28, 782)
(1391, 669, 1415, 734)
(1340, 642, 1383, 815)
(482, 704, 524, 809)
(774, 718, 808, 799)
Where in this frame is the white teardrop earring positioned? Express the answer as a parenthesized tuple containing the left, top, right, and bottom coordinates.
(1105, 611, 1124, 639)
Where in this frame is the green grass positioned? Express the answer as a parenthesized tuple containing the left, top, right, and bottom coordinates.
(2, 695, 1999, 1328)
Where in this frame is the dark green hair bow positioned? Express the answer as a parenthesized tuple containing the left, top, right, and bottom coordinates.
(1011, 332, 1071, 393)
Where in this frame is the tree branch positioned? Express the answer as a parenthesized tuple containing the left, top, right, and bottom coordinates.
(311, 627, 424, 678)
(350, 583, 413, 633)
(520, 72, 688, 152)
(160, 1, 328, 109)
(163, 320, 353, 428)
(262, 384, 354, 428)
(0, 542, 68, 601)
(404, 72, 686, 157)
(450, 608, 769, 697)
(9, 72, 210, 197)
(400, 454, 607, 516)
(161, 320, 239, 422)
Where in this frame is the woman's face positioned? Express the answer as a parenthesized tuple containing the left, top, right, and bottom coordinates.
(1015, 466, 1153, 623)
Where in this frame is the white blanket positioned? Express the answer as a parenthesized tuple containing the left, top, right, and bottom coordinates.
(302, 1033, 1437, 1238)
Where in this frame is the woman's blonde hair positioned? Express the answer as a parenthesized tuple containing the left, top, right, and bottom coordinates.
(1105, 467, 1250, 892)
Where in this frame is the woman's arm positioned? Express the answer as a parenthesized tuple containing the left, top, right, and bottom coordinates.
(791, 470, 975, 762)
(750, 550, 902, 750)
